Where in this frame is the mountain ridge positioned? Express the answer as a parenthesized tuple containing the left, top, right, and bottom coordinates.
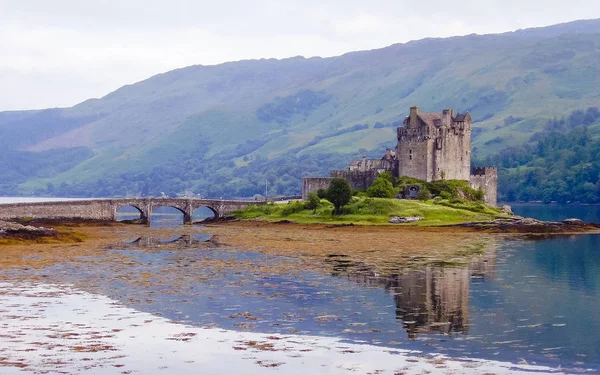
(2, 18, 600, 198)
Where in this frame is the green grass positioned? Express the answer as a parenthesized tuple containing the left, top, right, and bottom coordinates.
(233, 197, 503, 226)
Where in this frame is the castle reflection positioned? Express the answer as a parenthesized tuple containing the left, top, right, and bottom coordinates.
(326, 244, 497, 339)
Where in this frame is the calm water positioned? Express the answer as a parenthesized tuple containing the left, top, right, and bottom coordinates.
(4, 235, 599, 371)
(2, 198, 600, 371)
(510, 203, 600, 223)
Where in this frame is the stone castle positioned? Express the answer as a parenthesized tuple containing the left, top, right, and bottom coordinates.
(302, 106, 498, 205)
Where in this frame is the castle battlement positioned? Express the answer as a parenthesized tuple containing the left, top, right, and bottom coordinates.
(471, 167, 497, 176)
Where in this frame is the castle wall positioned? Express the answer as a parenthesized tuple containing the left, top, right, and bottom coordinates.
(349, 159, 395, 172)
(469, 167, 498, 206)
(433, 125, 471, 180)
(397, 126, 433, 181)
(301, 177, 333, 200)
(330, 170, 379, 191)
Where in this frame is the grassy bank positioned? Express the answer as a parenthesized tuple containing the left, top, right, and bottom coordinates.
(233, 197, 503, 226)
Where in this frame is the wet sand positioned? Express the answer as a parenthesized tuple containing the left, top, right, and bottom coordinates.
(0, 221, 495, 275)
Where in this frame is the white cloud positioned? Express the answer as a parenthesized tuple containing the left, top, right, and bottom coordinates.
(1, 0, 599, 110)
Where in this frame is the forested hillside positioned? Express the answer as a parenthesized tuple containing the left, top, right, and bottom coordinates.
(476, 107, 600, 203)
(1, 19, 600, 199)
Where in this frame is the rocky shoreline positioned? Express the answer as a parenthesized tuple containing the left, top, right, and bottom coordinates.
(0, 214, 598, 244)
(452, 216, 600, 233)
(0, 220, 57, 239)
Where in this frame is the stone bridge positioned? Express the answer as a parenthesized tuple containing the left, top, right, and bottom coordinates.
(0, 198, 265, 225)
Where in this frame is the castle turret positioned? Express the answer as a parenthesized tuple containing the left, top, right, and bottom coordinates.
(442, 109, 453, 127)
(397, 107, 471, 181)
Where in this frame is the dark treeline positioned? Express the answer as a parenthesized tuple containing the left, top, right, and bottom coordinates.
(543, 107, 600, 132)
(477, 125, 600, 203)
(10, 151, 351, 199)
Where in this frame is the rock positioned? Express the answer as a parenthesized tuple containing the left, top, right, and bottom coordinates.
(562, 218, 584, 225)
(0, 220, 57, 238)
(519, 217, 541, 225)
(500, 204, 514, 216)
(389, 216, 422, 224)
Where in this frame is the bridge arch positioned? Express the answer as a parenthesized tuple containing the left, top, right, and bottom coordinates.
(192, 205, 218, 223)
(114, 204, 147, 223)
(149, 205, 190, 226)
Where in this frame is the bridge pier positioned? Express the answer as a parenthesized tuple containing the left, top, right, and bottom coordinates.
(183, 212, 193, 225)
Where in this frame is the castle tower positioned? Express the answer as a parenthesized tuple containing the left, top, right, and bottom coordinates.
(397, 107, 471, 181)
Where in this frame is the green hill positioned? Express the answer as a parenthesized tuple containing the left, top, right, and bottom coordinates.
(2, 19, 600, 198)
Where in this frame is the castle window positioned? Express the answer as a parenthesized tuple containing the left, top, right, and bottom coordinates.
(461, 157, 463, 161)
(409, 150, 412, 160)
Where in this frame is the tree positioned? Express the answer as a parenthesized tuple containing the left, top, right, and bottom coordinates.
(304, 192, 321, 210)
(326, 178, 352, 215)
(366, 176, 396, 198)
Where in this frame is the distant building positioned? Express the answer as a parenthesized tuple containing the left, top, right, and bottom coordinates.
(302, 106, 497, 206)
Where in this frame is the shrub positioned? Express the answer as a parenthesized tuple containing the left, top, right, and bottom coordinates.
(379, 172, 395, 185)
(417, 186, 431, 201)
(440, 191, 452, 200)
(304, 193, 321, 210)
(474, 188, 485, 202)
(366, 176, 396, 198)
(397, 176, 426, 186)
(426, 179, 482, 202)
(349, 198, 394, 215)
(281, 201, 305, 216)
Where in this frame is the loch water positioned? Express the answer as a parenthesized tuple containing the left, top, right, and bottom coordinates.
(511, 203, 600, 223)
(1, 200, 600, 372)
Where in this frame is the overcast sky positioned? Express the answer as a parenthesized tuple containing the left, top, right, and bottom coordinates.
(1, 0, 599, 111)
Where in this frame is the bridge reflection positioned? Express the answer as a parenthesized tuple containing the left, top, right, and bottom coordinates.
(123, 234, 214, 248)
(116, 205, 217, 225)
(326, 244, 497, 339)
